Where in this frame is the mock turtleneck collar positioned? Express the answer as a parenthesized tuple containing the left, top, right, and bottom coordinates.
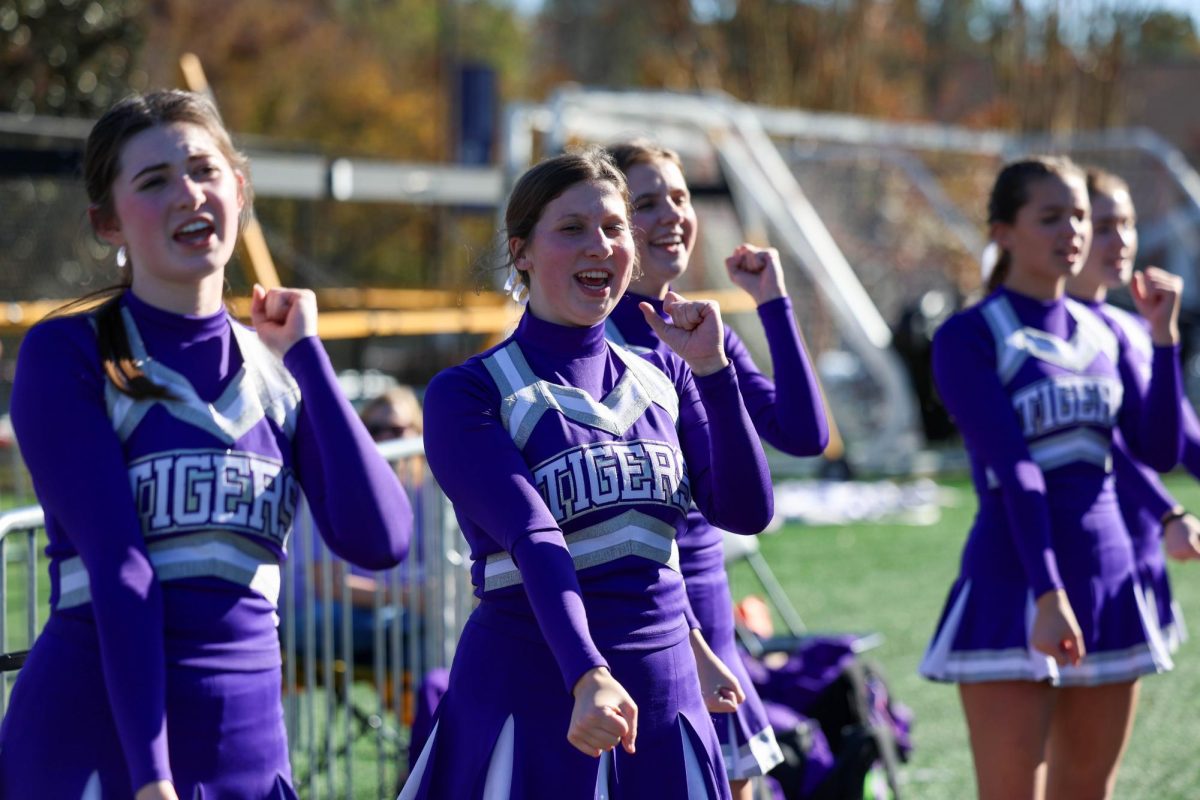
(611, 290, 666, 331)
(623, 290, 667, 316)
(513, 307, 608, 357)
(124, 290, 230, 339)
(1067, 293, 1105, 311)
(998, 285, 1070, 329)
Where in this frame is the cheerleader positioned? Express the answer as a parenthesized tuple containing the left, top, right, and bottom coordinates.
(919, 156, 1184, 799)
(402, 148, 774, 799)
(605, 141, 828, 799)
(1065, 167, 1200, 653)
(1, 90, 412, 799)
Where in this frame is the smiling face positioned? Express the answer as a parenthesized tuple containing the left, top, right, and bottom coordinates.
(513, 179, 635, 328)
(626, 158, 697, 298)
(93, 121, 244, 313)
(1083, 188, 1138, 290)
(994, 173, 1091, 294)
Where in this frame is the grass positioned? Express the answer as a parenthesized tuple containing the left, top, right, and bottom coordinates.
(727, 474, 1200, 800)
(5, 476, 1200, 798)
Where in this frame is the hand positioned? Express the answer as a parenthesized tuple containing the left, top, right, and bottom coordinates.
(568, 667, 638, 758)
(725, 244, 786, 306)
(1164, 513, 1200, 562)
(135, 781, 179, 800)
(1131, 267, 1183, 346)
(250, 284, 319, 358)
(1031, 589, 1085, 667)
(689, 629, 746, 713)
(640, 291, 728, 376)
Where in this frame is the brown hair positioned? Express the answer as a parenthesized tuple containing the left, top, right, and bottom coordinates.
(1085, 167, 1130, 204)
(984, 155, 1083, 293)
(73, 90, 252, 399)
(607, 140, 685, 178)
(361, 385, 424, 435)
(503, 146, 632, 286)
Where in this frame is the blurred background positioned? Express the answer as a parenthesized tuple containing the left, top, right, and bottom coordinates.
(4, 2, 1200, 797)
(4, 0, 1200, 469)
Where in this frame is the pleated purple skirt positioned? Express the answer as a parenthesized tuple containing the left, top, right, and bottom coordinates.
(0, 616, 297, 799)
(920, 550, 1173, 687)
(685, 568, 783, 779)
(400, 611, 731, 799)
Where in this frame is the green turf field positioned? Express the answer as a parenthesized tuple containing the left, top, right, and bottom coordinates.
(726, 474, 1200, 800)
(5, 474, 1200, 798)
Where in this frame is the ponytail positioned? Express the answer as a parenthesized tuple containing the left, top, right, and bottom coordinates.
(94, 294, 173, 400)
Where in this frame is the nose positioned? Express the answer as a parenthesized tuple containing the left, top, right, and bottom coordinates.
(175, 174, 205, 210)
(660, 199, 683, 225)
(1116, 224, 1135, 252)
(585, 227, 614, 259)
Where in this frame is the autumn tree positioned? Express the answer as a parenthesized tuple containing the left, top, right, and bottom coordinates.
(0, 0, 145, 116)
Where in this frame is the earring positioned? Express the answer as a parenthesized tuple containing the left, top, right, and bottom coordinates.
(979, 242, 999, 282)
(115, 245, 127, 269)
(503, 265, 529, 305)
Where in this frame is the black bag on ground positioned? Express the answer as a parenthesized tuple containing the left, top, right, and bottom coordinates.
(745, 636, 912, 800)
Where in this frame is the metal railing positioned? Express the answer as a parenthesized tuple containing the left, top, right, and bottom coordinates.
(0, 436, 469, 799)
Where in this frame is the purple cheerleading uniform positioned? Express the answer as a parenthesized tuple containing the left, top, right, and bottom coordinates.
(1093, 299, 1198, 652)
(402, 309, 774, 799)
(920, 287, 1182, 686)
(2, 291, 411, 798)
(916, 287, 1180, 690)
(606, 292, 827, 778)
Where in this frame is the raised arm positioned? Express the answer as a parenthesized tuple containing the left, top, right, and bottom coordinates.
(724, 245, 828, 455)
(642, 293, 774, 534)
(252, 286, 410, 569)
(11, 320, 171, 791)
(1117, 268, 1184, 471)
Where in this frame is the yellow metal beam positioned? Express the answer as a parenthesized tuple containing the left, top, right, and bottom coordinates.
(2, 288, 770, 339)
(178, 52, 282, 290)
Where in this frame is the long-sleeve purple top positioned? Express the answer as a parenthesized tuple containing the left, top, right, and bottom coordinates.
(933, 287, 1182, 598)
(606, 292, 827, 577)
(423, 309, 773, 692)
(1090, 299, 1200, 554)
(10, 291, 411, 789)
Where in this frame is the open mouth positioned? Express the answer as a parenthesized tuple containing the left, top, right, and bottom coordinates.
(650, 233, 685, 254)
(173, 218, 216, 247)
(575, 270, 613, 295)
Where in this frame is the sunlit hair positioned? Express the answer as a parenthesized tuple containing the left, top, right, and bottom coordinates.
(1085, 167, 1131, 205)
(607, 140, 685, 178)
(504, 146, 633, 285)
(984, 155, 1084, 293)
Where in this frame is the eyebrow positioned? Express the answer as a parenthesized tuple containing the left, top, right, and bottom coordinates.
(130, 153, 215, 182)
(131, 163, 168, 181)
